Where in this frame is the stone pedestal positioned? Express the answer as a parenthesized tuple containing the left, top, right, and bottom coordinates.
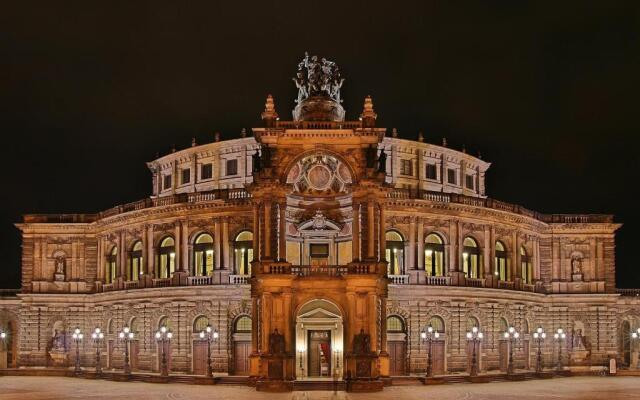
(570, 349, 590, 365)
(572, 273, 583, 282)
(449, 271, 466, 286)
(49, 350, 68, 367)
(54, 273, 65, 282)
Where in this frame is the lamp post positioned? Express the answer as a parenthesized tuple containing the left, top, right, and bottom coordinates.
(91, 328, 104, 375)
(118, 326, 134, 375)
(553, 328, 566, 372)
(199, 324, 219, 377)
(631, 328, 640, 369)
(466, 326, 483, 377)
(421, 324, 441, 378)
(297, 346, 305, 379)
(533, 327, 546, 374)
(503, 327, 520, 375)
(0, 330, 6, 351)
(155, 326, 172, 377)
(72, 327, 84, 374)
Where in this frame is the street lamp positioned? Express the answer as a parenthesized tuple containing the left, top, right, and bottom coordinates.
(553, 328, 566, 372)
(420, 324, 441, 378)
(72, 327, 84, 374)
(91, 328, 104, 375)
(297, 346, 306, 378)
(118, 326, 134, 375)
(533, 327, 546, 374)
(503, 327, 520, 375)
(466, 326, 483, 377)
(198, 324, 219, 377)
(155, 326, 172, 377)
(0, 330, 6, 350)
(631, 328, 640, 369)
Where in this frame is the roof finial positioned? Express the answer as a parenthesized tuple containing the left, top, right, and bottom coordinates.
(391, 128, 398, 138)
(462, 144, 467, 153)
(261, 94, 278, 128)
(214, 132, 221, 142)
(171, 144, 176, 153)
(191, 137, 197, 147)
(442, 137, 447, 147)
(360, 95, 377, 128)
(240, 128, 247, 138)
(417, 131, 424, 142)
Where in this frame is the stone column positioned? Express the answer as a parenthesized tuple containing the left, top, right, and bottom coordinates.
(352, 202, 360, 261)
(367, 200, 375, 259)
(147, 224, 155, 276)
(214, 220, 222, 270)
(252, 202, 261, 262)
(174, 223, 181, 273)
(181, 221, 189, 272)
(264, 200, 272, 259)
(119, 230, 126, 279)
(416, 220, 424, 271)
(379, 203, 386, 262)
(408, 218, 416, 270)
(222, 218, 229, 269)
(97, 236, 104, 281)
(278, 202, 286, 261)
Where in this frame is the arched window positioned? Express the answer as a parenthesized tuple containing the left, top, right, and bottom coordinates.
(129, 317, 139, 334)
(429, 316, 445, 333)
(467, 316, 480, 331)
(235, 316, 252, 333)
(521, 246, 532, 284)
(157, 237, 175, 279)
(500, 317, 509, 333)
(193, 233, 214, 276)
(462, 237, 480, 279)
(193, 316, 209, 333)
(387, 316, 405, 332)
(425, 233, 445, 277)
(495, 241, 508, 281)
(522, 319, 530, 334)
(158, 316, 172, 331)
(234, 231, 254, 275)
(128, 241, 143, 281)
(106, 246, 117, 284)
(385, 230, 404, 275)
(107, 319, 114, 335)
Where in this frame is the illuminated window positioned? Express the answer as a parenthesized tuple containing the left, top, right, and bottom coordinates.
(128, 241, 143, 281)
(385, 231, 404, 276)
(520, 246, 532, 284)
(426, 163, 437, 180)
(235, 316, 251, 332)
(234, 230, 254, 275)
(201, 163, 213, 180)
(425, 233, 445, 276)
(106, 246, 117, 284)
(447, 168, 457, 185)
(429, 316, 445, 333)
(495, 241, 508, 281)
(193, 316, 209, 333)
(400, 159, 413, 176)
(387, 316, 404, 332)
(181, 168, 190, 184)
(193, 233, 214, 276)
(163, 174, 172, 189)
(462, 237, 480, 279)
(157, 237, 175, 279)
(226, 159, 238, 176)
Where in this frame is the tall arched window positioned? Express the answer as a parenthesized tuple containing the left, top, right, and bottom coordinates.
(193, 233, 214, 276)
(130, 317, 139, 334)
(128, 241, 143, 281)
(387, 316, 405, 332)
(157, 237, 175, 279)
(500, 317, 509, 333)
(467, 316, 480, 331)
(385, 231, 404, 275)
(235, 316, 252, 333)
(234, 231, 254, 275)
(429, 316, 445, 333)
(106, 246, 117, 284)
(462, 237, 480, 279)
(425, 233, 445, 276)
(495, 241, 508, 281)
(159, 316, 172, 331)
(193, 316, 209, 333)
(520, 246, 532, 284)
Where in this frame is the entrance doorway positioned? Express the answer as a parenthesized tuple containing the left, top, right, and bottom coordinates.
(296, 299, 344, 380)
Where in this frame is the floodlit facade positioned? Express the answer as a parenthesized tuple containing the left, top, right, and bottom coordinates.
(1, 58, 639, 390)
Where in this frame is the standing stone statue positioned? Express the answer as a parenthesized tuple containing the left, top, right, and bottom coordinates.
(377, 149, 387, 174)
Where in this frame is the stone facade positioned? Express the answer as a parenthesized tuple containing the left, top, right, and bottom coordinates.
(1, 79, 639, 386)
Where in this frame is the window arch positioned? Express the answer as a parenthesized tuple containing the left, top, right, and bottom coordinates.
(128, 241, 143, 281)
(158, 316, 172, 331)
(428, 316, 445, 333)
(385, 230, 404, 276)
(495, 241, 508, 281)
(157, 237, 175, 279)
(129, 317, 139, 334)
(462, 237, 481, 279)
(234, 230, 254, 275)
(520, 246, 532, 284)
(193, 315, 210, 333)
(235, 316, 252, 333)
(522, 319, 530, 334)
(193, 233, 214, 276)
(107, 318, 114, 335)
(106, 246, 117, 284)
(499, 317, 509, 333)
(467, 316, 480, 331)
(425, 233, 445, 277)
(387, 316, 405, 332)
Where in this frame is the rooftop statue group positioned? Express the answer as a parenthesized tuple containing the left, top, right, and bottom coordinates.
(293, 52, 345, 104)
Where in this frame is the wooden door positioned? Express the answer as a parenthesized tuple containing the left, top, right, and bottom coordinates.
(234, 341, 250, 375)
(523, 340, 530, 369)
(388, 341, 406, 376)
(499, 341, 509, 372)
(193, 340, 208, 375)
(308, 331, 331, 377)
(432, 341, 445, 375)
(130, 341, 139, 371)
(107, 340, 115, 369)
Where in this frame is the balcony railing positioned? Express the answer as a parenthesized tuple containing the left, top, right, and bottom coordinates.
(388, 275, 409, 284)
(425, 275, 451, 286)
(101, 273, 253, 293)
(229, 275, 250, 285)
(386, 189, 614, 224)
(617, 289, 640, 297)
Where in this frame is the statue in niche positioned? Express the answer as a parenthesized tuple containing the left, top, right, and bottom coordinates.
(353, 329, 371, 355)
(269, 329, 285, 355)
(52, 329, 66, 351)
(571, 253, 583, 282)
(54, 256, 65, 281)
(252, 150, 262, 174)
(377, 149, 387, 174)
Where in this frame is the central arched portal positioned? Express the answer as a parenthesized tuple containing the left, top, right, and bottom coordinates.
(295, 299, 344, 380)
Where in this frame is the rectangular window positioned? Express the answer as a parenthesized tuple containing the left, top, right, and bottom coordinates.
(201, 163, 213, 180)
(400, 159, 413, 176)
(426, 163, 437, 180)
(447, 169, 457, 185)
(465, 174, 474, 190)
(163, 174, 172, 190)
(310, 243, 329, 257)
(181, 168, 190, 184)
(226, 159, 238, 176)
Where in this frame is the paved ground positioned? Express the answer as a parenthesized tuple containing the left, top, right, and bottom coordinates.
(1, 376, 640, 399)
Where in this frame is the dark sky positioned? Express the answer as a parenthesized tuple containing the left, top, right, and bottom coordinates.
(1, 1, 638, 288)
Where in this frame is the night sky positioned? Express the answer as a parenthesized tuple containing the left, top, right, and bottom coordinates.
(1, 1, 638, 288)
